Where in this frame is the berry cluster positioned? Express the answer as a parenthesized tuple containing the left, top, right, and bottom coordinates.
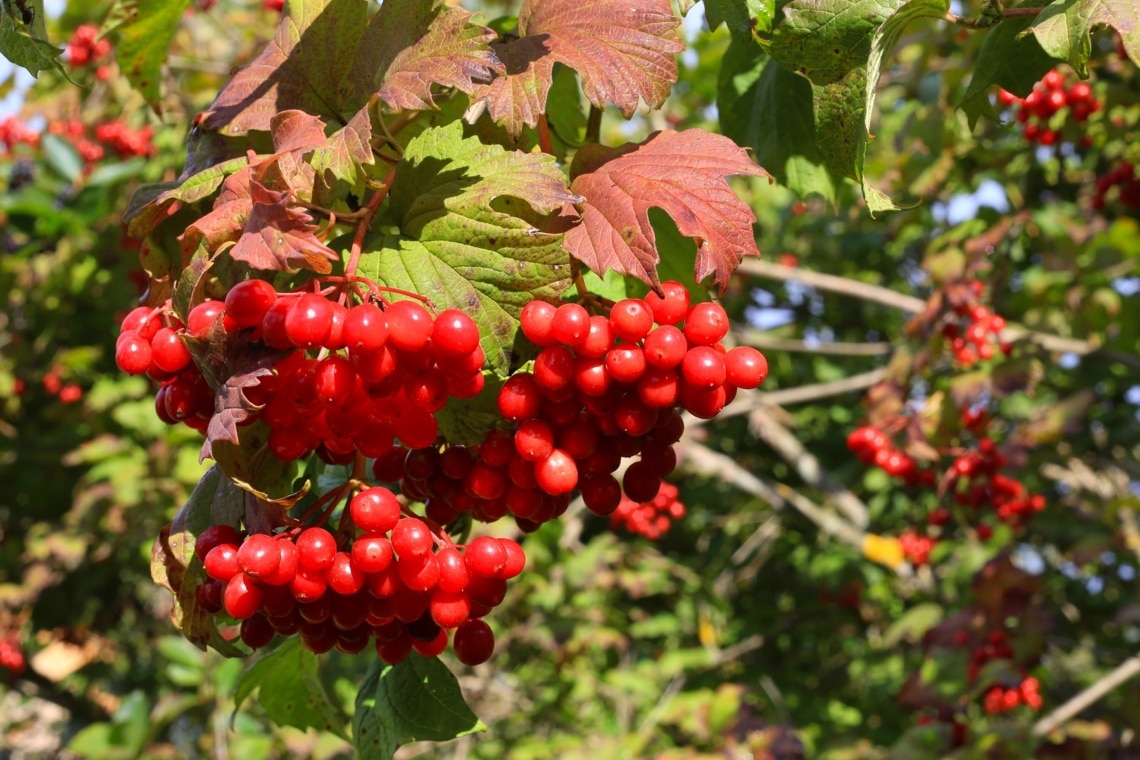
(1092, 161, 1140, 213)
(93, 122, 156, 159)
(938, 280, 1009, 366)
(846, 425, 937, 487)
(898, 529, 936, 566)
(610, 481, 685, 540)
(41, 366, 83, 405)
(0, 635, 25, 677)
(948, 437, 1045, 526)
(193, 486, 519, 665)
(114, 303, 213, 434)
(65, 24, 113, 81)
(969, 630, 1043, 714)
(998, 69, 1100, 146)
(0, 116, 39, 154)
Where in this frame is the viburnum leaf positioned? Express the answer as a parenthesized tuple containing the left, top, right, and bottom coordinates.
(235, 638, 349, 740)
(311, 105, 374, 204)
(958, 14, 1055, 128)
(0, 1, 64, 78)
(354, 0, 502, 112)
(469, 0, 684, 135)
(1030, 0, 1140, 75)
(230, 179, 339, 273)
(353, 655, 485, 760)
(197, 0, 369, 135)
(564, 129, 769, 291)
(717, 36, 838, 203)
(106, 0, 193, 113)
(150, 465, 246, 656)
(359, 122, 577, 380)
(125, 156, 250, 239)
(769, 0, 905, 85)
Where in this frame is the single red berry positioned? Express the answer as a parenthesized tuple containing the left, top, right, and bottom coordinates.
(609, 299, 654, 342)
(350, 486, 402, 533)
(551, 303, 590, 346)
(645, 281, 690, 325)
(285, 293, 334, 349)
(296, 527, 338, 571)
(453, 619, 495, 665)
(392, 517, 434, 558)
(684, 302, 729, 346)
(225, 280, 277, 329)
(520, 300, 557, 346)
(432, 309, 480, 357)
(385, 300, 434, 352)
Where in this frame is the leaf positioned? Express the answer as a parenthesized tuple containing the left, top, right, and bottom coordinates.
(150, 465, 246, 655)
(717, 37, 837, 202)
(769, 0, 904, 86)
(706, 0, 776, 36)
(230, 179, 339, 273)
(40, 133, 83, 184)
(108, 0, 194, 113)
(356, 0, 502, 112)
(883, 602, 944, 647)
(1030, 0, 1140, 76)
(234, 638, 348, 740)
(0, 0, 63, 77)
(353, 654, 485, 759)
(865, 0, 950, 137)
(198, 0, 370, 135)
(126, 156, 250, 239)
(564, 129, 769, 291)
(958, 14, 1055, 128)
(311, 105, 373, 204)
(469, 0, 684, 136)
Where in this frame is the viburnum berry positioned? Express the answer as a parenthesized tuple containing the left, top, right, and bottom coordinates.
(392, 517, 434, 558)
(432, 309, 480, 357)
(453, 619, 495, 666)
(285, 293, 334, 349)
(520, 300, 557, 346)
(225, 280, 277, 329)
(551, 302, 590, 347)
(609, 298, 653, 342)
(645, 281, 690, 325)
(296, 527, 337, 571)
(385, 299, 434, 352)
(684, 302, 729, 346)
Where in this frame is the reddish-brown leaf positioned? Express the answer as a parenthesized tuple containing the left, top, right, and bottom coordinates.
(471, 0, 683, 135)
(197, 0, 370, 135)
(230, 180, 338, 273)
(563, 129, 769, 291)
(355, 0, 502, 112)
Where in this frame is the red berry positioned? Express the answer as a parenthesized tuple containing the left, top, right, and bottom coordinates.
(386, 300, 434, 352)
(683, 302, 729, 346)
(609, 299, 653, 342)
(520, 300, 557, 346)
(296, 527, 338, 571)
(432, 309, 480, 357)
(724, 346, 768, 388)
(551, 303, 590, 346)
(225, 280, 277, 329)
(285, 293, 334, 349)
(392, 517, 434, 558)
(535, 449, 578, 495)
(645, 281, 690, 325)
(350, 486, 402, 533)
(453, 619, 495, 665)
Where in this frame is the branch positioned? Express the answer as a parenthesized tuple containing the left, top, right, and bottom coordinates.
(747, 406, 869, 528)
(1032, 654, 1140, 736)
(712, 369, 888, 423)
(736, 258, 926, 313)
(679, 438, 886, 568)
(735, 329, 892, 356)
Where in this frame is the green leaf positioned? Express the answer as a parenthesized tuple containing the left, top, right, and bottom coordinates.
(107, 0, 194, 113)
(769, 0, 904, 85)
(353, 654, 486, 760)
(0, 0, 62, 77)
(865, 0, 950, 136)
(883, 602, 943, 647)
(717, 36, 837, 202)
(234, 638, 349, 740)
(40, 133, 83, 183)
(706, 0, 776, 35)
(1030, 0, 1140, 76)
(958, 14, 1055, 128)
(362, 122, 577, 377)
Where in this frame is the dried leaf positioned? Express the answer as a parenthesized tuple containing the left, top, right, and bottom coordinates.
(471, 0, 684, 135)
(230, 180, 339, 273)
(563, 130, 767, 290)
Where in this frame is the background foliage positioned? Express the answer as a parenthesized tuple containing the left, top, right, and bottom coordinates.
(1, 0, 1139, 758)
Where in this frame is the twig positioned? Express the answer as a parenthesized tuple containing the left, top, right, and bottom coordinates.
(748, 406, 869, 528)
(679, 438, 884, 567)
(1032, 654, 1140, 736)
(735, 329, 892, 356)
(710, 369, 888, 423)
(736, 258, 926, 313)
(586, 106, 602, 144)
(342, 167, 397, 284)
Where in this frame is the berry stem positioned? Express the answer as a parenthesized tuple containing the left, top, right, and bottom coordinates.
(342, 166, 397, 295)
(537, 114, 554, 156)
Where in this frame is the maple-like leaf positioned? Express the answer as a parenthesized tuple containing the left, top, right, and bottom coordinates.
(355, 0, 502, 112)
(470, 0, 684, 135)
(230, 180, 338, 273)
(563, 129, 769, 291)
(197, 0, 370, 135)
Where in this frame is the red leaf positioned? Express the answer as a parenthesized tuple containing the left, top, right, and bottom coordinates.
(197, 0, 369, 135)
(563, 130, 769, 290)
(470, 0, 684, 136)
(230, 179, 339, 273)
(358, 0, 502, 111)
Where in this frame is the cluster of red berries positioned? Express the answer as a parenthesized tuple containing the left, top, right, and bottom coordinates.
(967, 630, 1043, 714)
(998, 69, 1100, 146)
(610, 481, 685, 540)
(0, 116, 39, 154)
(898, 530, 937, 566)
(982, 676, 1043, 714)
(224, 280, 487, 461)
(0, 635, 25, 677)
(193, 485, 519, 665)
(948, 437, 1045, 526)
(93, 122, 156, 159)
(1092, 161, 1140, 212)
(846, 426, 936, 487)
(65, 24, 113, 80)
(41, 366, 83, 405)
(939, 280, 1010, 366)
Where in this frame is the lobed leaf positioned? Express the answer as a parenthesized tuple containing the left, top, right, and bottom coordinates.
(706, 0, 776, 36)
(470, 0, 683, 136)
(107, 0, 194, 113)
(718, 37, 837, 202)
(357, 0, 502, 112)
(564, 129, 769, 291)
(353, 655, 485, 760)
(958, 14, 1055, 128)
(234, 638, 348, 740)
(0, 0, 63, 77)
(229, 179, 338, 273)
(197, 0, 369, 135)
(769, 0, 904, 85)
(1030, 0, 1140, 76)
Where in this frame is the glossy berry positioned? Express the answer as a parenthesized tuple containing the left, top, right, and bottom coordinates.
(432, 309, 480, 357)
(285, 293, 334, 349)
(350, 486, 402, 533)
(645, 281, 690, 325)
(453, 619, 495, 665)
(385, 300, 434, 352)
(225, 280, 277, 329)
